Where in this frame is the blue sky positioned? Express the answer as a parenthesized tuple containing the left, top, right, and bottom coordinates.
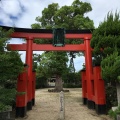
(0, 0, 120, 71)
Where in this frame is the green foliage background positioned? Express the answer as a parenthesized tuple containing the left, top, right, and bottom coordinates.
(91, 12, 120, 114)
(31, 0, 94, 89)
(0, 27, 24, 111)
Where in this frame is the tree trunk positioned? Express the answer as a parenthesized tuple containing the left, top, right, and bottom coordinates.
(55, 75, 63, 92)
(116, 82, 120, 105)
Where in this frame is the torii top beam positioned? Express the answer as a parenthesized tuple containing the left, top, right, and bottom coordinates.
(0, 26, 93, 51)
(1, 25, 93, 39)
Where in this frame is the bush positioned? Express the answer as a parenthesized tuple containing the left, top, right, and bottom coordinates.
(0, 27, 23, 112)
(108, 106, 120, 120)
(106, 84, 117, 112)
(36, 76, 48, 89)
(0, 88, 16, 111)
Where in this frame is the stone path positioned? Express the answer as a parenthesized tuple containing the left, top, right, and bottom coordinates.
(16, 88, 112, 120)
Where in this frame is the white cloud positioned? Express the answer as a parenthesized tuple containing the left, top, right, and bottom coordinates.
(85, 0, 120, 27)
(51, 0, 73, 6)
(8, 38, 26, 62)
(9, 38, 25, 44)
(15, 0, 73, 28)
(1, 0, 22, 16)
(15, 0, 44, 28)
(0, 12, 13, 25)
(74, 56, 85, 71)
(0, 0, 120, 28)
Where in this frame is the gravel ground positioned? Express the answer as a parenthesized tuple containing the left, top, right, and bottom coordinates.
(16, 88, 113, 120)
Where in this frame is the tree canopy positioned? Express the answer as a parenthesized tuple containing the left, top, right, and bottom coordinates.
(31, 0, 94, 91)
(91, 12, 120, 58)
(101, 50, 120, 83)
(31, 0, 94, 68)
(90, 12, 120, 111)
(32, 0, 94, 30)
(31, 0, 94, 45)
(0, 27, 24, 111)
(37, 51, 68, 78)
(91, 12, 120, 82)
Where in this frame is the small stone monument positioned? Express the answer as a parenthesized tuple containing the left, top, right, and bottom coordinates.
(59, 91, 65, 120)
(117, 115, 120, 120)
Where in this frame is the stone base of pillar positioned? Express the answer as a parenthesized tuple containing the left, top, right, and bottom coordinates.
(117, 115, 120, 120)
(27, 101, 32, 110)
(87, 100, 95, 109)
(83, 98, 87, 105)
(95, 104, 106, 114)
(32, 98, 35, 106)
(16, 106, 27, 118)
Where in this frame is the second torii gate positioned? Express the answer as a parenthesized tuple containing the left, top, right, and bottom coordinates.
(2, 26, 106, 117)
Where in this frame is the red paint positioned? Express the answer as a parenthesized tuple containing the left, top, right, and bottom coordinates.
(26, 38, 33, 105)
(16, 71, 28, 107)
(32, 71, 36, 102)
(84, 38, 93, 102)
(11, 32, 92, 39)
(94, 66, 106, 105)
(8, 43, 86, 51)
(81, 70, 87, 99)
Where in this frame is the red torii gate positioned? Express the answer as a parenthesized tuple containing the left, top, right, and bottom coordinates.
(2, 26, 106, 117)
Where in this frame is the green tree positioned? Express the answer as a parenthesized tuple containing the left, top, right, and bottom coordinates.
(101, 50, 120, 114)
(37, 51, 68, 91)
(32, 53, 48, 88)
(32, 53, 41, 71)
(101, 51, 120, 83)
(0, 27, 23, 111)
(91, 12, 120, 79)
(32, 0, 94, 30)
(90, 12, 120, 109)
(91, 12, 120, 63)
(31, 0, 94, 44)
(31, 0, 94, 90)
(62, 69, 81, 88)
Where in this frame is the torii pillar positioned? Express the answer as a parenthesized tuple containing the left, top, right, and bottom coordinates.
(26, 37, 33, 110)
(84, 37, 94, 109)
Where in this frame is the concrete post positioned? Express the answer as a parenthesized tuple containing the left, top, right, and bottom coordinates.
(59, 91, 65, 120)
